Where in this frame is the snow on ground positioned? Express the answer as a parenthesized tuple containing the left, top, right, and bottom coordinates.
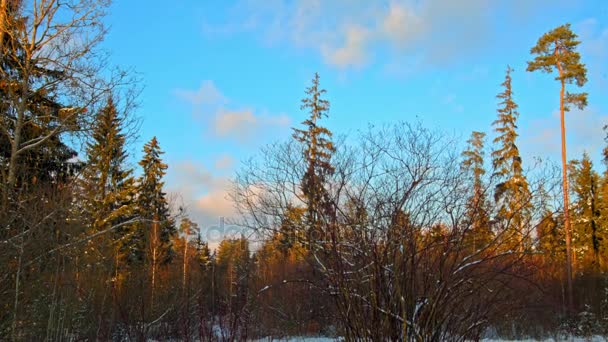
(482, 337, 606, 342)
(253, 336, 608, 341)
(253, 337, 338, 341)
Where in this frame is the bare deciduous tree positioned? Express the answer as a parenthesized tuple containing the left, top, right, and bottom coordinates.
(233, 122, 560, 341)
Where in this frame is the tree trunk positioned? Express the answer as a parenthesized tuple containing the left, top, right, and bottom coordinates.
(6, 110, 21, 191)
(0, 0, 6, 54)
(183, 236, 188, 291)
(151, 217, 158, 309)
(12, 231, 24, 341)
(559, 74, 574, 312)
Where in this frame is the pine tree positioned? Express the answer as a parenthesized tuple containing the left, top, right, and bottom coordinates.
(134, 137, 176, 299)
(491, 66, 532, 252)
(81, 97, 137, 273)
(179, 217, 198, 290)
(292, 73, 335, 241)
(462, 131, 493, 252)
(570, 153, 603, 272)
(527, 23, 588, 310)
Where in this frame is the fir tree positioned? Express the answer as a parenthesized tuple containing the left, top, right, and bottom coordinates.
(292, 73, 335, 241)
(491, 66, 532, 252)
(195, 233, 212, 270)
(80, 97, 136, 280)
(527, 23, 588, 310)
(570, 153, 603, 272)
(462, 131, 493, 252)
(134, 137, 176, 298)
(82, 97, 136, 233)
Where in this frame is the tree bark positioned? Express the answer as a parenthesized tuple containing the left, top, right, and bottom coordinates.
(556, 48, 574, 312)
(0, 0, 6, 54)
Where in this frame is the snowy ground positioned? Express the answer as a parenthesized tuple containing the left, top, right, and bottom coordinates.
(252, 337, 608, 341)
(252, 337, 337, 341)
(482, 338, 606, 342)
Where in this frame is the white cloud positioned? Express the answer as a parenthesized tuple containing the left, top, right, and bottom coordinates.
(213, 109, 257, 138)
(175, 81, 290, 143)
(522, 107, 608, 163)
(196, 188, 234, 219)
(577, 18, 608, 90)
(168, 160, 241, 247)
(175, 80, 227, 107)
(322, 24, 371, 68)
(380, 1, 425, 49)
(214, 154, 235, 170)
(205, 0, 582, 71)
(211, 109, 290, 142)
(204, 0, 490, 69)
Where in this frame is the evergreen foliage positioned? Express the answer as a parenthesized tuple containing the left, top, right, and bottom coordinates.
(133, 137, 176, 264)
(491, 67, 532, 251)
(462, 131, 493, 251)
(292, 73, 335, 238)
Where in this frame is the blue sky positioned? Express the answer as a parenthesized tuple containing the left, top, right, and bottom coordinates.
(102, 0, 608, 232)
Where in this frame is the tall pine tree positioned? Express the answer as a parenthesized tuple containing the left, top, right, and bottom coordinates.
(491, 66, 532, 252)
(527, 23, 588, 310)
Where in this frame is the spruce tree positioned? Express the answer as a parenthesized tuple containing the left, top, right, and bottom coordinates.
(462, 131, 493, 252)
(195, 233, 212, 270)
(527, 23, 588, 310)
(491, 66, 532, 252)
(134, 137, 176, 296)
(80, 97, 136, 277)
(82, 98, 136, 232)
(570, 153, 603, 272)
(292, 73, 335, 241)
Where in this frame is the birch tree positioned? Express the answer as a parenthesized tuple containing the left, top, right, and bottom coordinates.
(1, 0, 130, 199)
